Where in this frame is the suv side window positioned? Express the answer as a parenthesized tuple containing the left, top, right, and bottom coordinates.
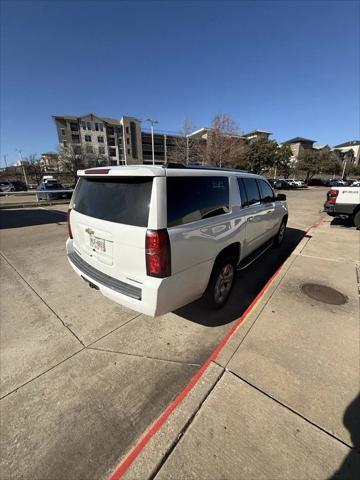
(237, 178, 248, 207)
(258, 179, 274, 203)
(241, 178, 260, 206)
(167, 176, 230, 227)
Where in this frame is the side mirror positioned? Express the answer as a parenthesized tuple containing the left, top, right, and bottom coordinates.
(276, 193, 286, 201)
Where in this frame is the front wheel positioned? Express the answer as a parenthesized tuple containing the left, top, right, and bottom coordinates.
(274, 218, 287, 246)
(204, 257, 236, 309)
(353, 210, 360, 230)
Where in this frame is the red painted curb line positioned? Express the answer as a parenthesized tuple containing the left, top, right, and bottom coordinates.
(109, 214, 325, 480)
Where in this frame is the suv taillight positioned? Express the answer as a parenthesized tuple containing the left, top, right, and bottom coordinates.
(327, 189, 339, 204)
(146, 229, 171, 278)
(67, 208, 73, 239)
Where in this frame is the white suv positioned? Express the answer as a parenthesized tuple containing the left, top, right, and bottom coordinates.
(66, 165, 288, 316)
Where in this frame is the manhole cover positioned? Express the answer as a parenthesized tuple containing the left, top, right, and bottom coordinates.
(301, 283, 348, 305)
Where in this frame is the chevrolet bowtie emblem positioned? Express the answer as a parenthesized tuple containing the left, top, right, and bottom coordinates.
(85, 228, 95, 235)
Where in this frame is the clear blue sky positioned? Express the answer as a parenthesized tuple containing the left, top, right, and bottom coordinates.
(1, 0, 359, 166)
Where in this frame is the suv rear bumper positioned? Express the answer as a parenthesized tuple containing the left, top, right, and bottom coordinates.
(66, 239, 212, 317)
(324, 201, 356, 217)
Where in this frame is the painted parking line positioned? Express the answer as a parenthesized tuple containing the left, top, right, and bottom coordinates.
(109, 213, 326, 480)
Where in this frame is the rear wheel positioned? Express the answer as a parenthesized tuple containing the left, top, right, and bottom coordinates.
(353, 210, 360, 230)
(204, 256, 236, 309)
(274, 217, 287, 246)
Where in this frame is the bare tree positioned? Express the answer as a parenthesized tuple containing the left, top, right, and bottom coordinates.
(58, 144, 111, 183)
(167, 117, 205, 164)
(206, 114, 246, 167)
(24, 153, 42, 184)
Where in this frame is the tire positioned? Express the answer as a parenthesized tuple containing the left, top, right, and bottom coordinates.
(353, 210, 360, 230)
(204, 256, 236, 309)
(274, 217, 287, 247)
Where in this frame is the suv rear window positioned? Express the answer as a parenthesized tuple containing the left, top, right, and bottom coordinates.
(167, 176, 229, 227)
(73, 177, 153, 227)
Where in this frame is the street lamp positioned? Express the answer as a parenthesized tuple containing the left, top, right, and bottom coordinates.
(16, 148, 29, 186)
(146, 118, 158, 166)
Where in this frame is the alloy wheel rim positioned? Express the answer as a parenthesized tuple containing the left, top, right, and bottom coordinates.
(214, 264, 234, 304)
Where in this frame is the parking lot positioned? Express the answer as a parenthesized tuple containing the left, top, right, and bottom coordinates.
(1, 187, 359, 479)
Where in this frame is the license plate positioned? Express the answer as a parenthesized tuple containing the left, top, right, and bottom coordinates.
(90, 235, 106, 253)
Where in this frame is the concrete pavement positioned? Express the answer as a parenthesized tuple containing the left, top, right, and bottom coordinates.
(1, 188, 359, 479)
(122, 211, 359, 480)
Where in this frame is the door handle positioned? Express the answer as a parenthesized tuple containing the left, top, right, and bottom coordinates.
(248, 216, 254, 221)
(266, 210, 273, 214)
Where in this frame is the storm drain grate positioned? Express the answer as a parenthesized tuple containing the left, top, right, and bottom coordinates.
(301, 283, 348, 305)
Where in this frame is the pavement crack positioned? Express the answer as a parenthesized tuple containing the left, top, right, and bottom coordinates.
(85, 312, 143, 347)
(148, 364, 225, 480)
(227, 370, 356, 452)
(0, 251, 85, 347)
(87, 346, 202, 367)
(0, 348, 84, 401)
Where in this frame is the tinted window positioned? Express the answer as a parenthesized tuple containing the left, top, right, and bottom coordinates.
(167, 177, 229, 227)
(258, 180, 274, 202)
(237, 178, 248, 207)
(241, 178, 260, 206)
(73, 177, 153, 227)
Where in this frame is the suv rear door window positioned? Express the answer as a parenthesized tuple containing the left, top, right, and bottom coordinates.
(257, 179, 274, 202)
(240, 178, 260, 206)
(167, 176, 229, 227)
(73, 177, 153, 227)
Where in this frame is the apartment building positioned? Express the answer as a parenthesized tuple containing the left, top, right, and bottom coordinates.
(53, 114, 142, 165)
(333, 140, 360, 166)
(281, 137, 316, 161)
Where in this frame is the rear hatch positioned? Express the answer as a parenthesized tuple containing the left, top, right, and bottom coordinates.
(69, 173, 155, 283)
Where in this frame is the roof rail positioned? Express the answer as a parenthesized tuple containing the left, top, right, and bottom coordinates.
(163, 162, 252, 174)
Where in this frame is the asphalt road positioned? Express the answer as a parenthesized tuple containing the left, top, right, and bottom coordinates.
(0, 188, 333, 480)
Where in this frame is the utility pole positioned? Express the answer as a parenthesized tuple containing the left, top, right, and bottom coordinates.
(164, 134, 167, 164)
(147, 118, 158, 166)
(186, 136, 189, 164)
(341, 158, 347, 180)
(16, 149, 29, 185)
(121, 118, 127, 166)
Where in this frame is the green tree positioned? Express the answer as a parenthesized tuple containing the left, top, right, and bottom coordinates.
(239, 138, 280, 174)
(274, 144, 293, 177)
(296, 149, 322, 180)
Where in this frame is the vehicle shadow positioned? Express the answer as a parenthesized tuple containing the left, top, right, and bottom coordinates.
(328, 393, 360, 479)
(330, 217, 356, 229)
(175, 227, 305, 326)
(0, 208, 67, 229)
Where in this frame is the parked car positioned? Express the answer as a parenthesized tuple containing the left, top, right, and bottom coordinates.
(272, 179, 295, 189)
(324, 186, 360, 228)
(307, 178, 327, 186)
(351, 180, 360, 187)
(66, 165, 288, 316)
(0, 180, 27, 193)
(285, 179, 306, 188)
(36, 181, 69, 200)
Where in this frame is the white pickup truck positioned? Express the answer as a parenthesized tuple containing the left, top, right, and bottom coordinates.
(324, 186, 360, 228)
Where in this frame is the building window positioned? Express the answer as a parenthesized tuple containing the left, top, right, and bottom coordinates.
(72, 134, 80, 143)
(85, 135, 92, 142)
(118, 138, 122, 144)
(95, 123, 99, 131)
(108, 137, 115, 146)
(126, 126, 129, 134)
(107, 127, 114, 135)
(86, 145, 93, 153)
(127, 148, 130, 154)
(61, 128, 66, 136)
(126, 138, 130, 144)
(86, 122, 91, 130)
(130, 121, 138, 159)
(109, 147, 116, 157)
(81, 121, 86, 129)
(70, 122, 78, 132)
(99, 124, 103, 132)
(98, 146, 105, 155)
(98, 136, 104, 143)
